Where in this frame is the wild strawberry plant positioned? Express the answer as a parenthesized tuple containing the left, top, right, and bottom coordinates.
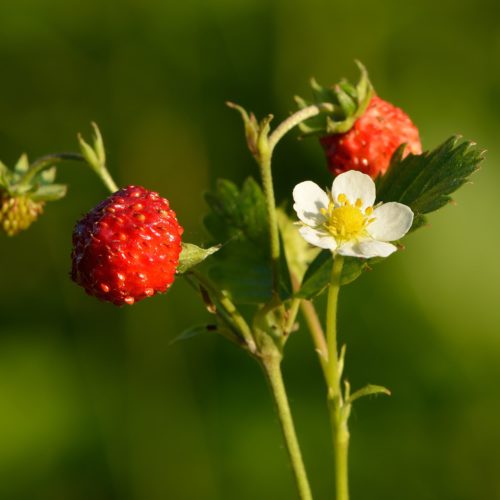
(0, 63, 483, 500)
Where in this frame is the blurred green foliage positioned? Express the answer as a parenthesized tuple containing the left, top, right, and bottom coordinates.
(1, 0, 499, 499)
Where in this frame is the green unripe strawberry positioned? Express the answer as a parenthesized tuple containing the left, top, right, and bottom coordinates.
(0, 154, 66, 236)
(0, 194, 44, 236)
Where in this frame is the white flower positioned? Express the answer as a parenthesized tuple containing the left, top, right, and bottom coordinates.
(292, 170, 414, 258)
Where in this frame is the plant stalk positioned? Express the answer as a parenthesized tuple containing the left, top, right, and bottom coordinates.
(325, 254, 350, 500)
(268, 103, 334, 153)
(21, 153, 86, 186)
(258, 152, 281, 293)
(97, 166, 118, 193)
(22, 152, 118, 194)
(301, 300, 329, 379)
(262, 355, 314, 500)
(257, 102, 334, 295)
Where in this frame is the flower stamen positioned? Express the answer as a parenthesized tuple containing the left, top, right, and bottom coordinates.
(321, 192, 375, 242)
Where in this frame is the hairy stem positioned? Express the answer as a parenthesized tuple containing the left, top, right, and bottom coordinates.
(326, 256, 343, 394)
(257, 103, 334, 296)
(267, 103, 334, 153)
(98, 166, 119, 193)
(262, 355, 314, 500)
(285, 297, 301, 334)
(22, 152, 118, 194)
(290, 274, 328, 378)
(301, 300, 328, 379)
(258, 153, 281, 293)
(325, 254, 349, 500)
(21, 153, 85, 185)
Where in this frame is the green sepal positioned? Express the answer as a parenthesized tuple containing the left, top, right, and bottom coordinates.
(39, 167, 57, 184)
(176, 242, 221, 274)
(347, 384, 391, 404)
(377, 136, 484, 230)
(78, 122, 106, 171)
(30, 184, 67, 202)
(295, 61, 374, 137)
(14, 154, 29, 174)
(226, 102, 273, 160)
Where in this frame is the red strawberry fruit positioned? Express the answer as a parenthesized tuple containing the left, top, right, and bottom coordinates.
(71, 185, 183, 306)
(320, 95, 421, 177)
(296, 62, 422, 178)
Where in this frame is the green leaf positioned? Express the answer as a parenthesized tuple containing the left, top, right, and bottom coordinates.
(296, 251, 375, 299)
(377, 136, 484, 229)
(169, 324, 217, 345)
(176, 242, 220, 274)
(30, 184, 67, 202)
(347, 384, 391, 404)
(204, 177, 291, 304)
(205, 177, 268, 246)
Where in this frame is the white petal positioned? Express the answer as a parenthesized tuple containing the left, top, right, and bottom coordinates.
(368, 202, 414, 241)
(337, 239, 397, 258)
(299, 226, 337, 250)
(331, 171, 376, 209)
(293, 181, 329, 225)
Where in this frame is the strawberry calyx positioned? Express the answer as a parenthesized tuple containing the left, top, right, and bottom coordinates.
(295, 61, 374, 136)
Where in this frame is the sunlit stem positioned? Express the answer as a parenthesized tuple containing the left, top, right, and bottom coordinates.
(258, 152, 281, 293)
(262, 354, 314, 500)
(325, 254, 349, 500)
(290, 273, 328, 378)
(97, 166, 118, 194)
(267, 103, 334, 154)
(285, 297, 301, 334)
(21, 152, 118, 194)
(258, 103, 334, 296)
(301, 300, 328, 379)
(21, 153, 85, 185)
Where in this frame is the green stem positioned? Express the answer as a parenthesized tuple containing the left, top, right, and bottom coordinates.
(301, 300, 329, 379)
(262, 355, 314, 500)
(257, 103, 334, 295)
(285, 297, 301, 334)
(290, 273, 328, 379)
(21, 152, 118, 194)
(97, 166, 118, 194)
(190, 269, 256, 353)
(325, 254, 350, 500)
(326, 255, 343, 393)
(331, 409, 349, 500)
(267, 103, 334, 153)
(21, 153, 85, 185)
(258, 152, 281, 293)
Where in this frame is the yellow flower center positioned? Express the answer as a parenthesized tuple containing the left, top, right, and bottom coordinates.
(321, 194, 374, 242)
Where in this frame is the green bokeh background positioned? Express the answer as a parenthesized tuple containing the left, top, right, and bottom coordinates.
(1, 1, 499, 499)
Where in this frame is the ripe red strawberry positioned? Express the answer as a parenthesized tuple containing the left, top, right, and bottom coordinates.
(71, 185, 183, 306)
(296, 62, 422, 178)
(320, 95, 421, 177)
